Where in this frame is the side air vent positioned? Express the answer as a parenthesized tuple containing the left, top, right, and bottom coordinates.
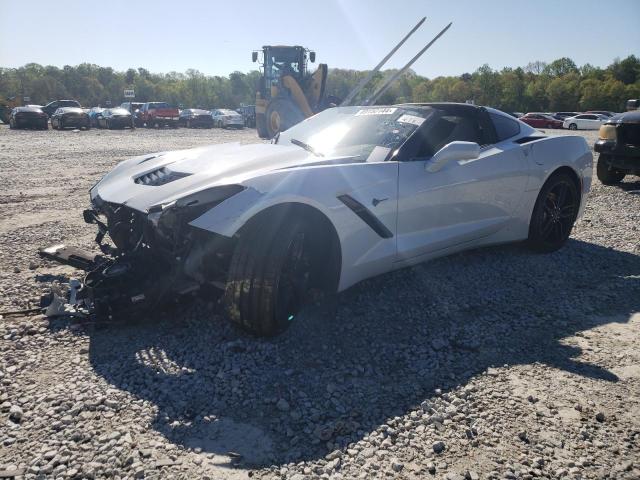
(134, 167, 191, 186)
(514, 136, 545, 144)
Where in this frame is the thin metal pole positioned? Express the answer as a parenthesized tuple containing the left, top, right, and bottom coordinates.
(340, 17, 427, 106)
(365, 22, 452, 106)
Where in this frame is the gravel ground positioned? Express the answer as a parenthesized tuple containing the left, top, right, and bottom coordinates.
(0, 126, 639, 480)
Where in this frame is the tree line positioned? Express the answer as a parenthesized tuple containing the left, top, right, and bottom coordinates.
(1, 55, 638, 112)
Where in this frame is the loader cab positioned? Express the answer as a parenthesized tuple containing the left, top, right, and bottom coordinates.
(254, 45, 313, 100)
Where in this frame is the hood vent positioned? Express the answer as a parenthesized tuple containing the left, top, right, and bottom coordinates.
(134, 167, 191, 186)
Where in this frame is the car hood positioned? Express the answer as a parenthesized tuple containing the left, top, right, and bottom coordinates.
(91, 142, 355, 212)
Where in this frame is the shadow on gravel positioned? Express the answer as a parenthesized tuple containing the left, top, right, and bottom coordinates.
(85, 238, 640, 467)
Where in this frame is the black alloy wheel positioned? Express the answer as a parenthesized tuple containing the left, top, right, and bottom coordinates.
(528, 173, 579, 252)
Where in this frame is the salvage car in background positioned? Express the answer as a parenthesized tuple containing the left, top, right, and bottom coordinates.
(42, 99, 81, 117)
(211, 109, 244, 129)
(88, 107, 105, 128)
(8, 106, 48, 130)
(519, 113, 564, 129)
(96, 108, 135, 129)
(237, 105, 256, 128)
(594, 109, 640, 184)
(179, 109, 214, 128)
(120, 102, 145, 126)
(563, 113, 607, 130)
(139, 102, 180, 128)
(51, 107, 90, 130)
(66, 103, 591, 336)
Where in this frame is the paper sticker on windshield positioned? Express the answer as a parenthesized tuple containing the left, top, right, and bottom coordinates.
(397, 114, 425, 126)
(355, 107, 397, 116)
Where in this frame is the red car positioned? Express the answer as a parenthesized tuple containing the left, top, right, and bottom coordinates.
(139, 102, 180, 128)
(519, 113, 564, 129)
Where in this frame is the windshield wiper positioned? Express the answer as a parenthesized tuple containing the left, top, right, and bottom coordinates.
(290, 138, 324, 157)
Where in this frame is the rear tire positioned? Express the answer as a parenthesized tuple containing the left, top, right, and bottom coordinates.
(527, 172, 579, 253)
(224, 215, 322, 336)
(596, 155, 625, 185)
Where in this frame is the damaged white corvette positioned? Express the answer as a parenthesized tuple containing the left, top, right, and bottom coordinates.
(44, 103, 592, 335)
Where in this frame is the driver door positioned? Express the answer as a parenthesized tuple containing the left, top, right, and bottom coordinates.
(395, 109, 528, 263)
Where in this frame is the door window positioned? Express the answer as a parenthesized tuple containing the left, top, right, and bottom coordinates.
(410, 112, 483, 158)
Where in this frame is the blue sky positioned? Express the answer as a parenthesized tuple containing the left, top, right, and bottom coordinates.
(1, 0, 638, 77)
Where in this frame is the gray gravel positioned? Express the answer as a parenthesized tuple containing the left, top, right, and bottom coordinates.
(0, 126, 639, 479)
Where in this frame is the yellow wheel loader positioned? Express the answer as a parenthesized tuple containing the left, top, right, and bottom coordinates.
(252, 45, 335, 139)
(251, 18, 452, 138)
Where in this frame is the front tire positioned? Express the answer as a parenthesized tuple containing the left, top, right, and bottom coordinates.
(265, 98, 305, 139)
(596, 155, 625, 185)
(224, 215, 321, 336)
(568, 123, 577, 130)
(527, 172, 580, 253)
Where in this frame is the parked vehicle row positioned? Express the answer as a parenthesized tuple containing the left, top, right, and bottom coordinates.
(7, 98, 624, 134)
(518, 111, 617, 130)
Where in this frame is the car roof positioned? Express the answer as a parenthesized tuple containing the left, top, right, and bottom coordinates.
(15, 106, 43, 112)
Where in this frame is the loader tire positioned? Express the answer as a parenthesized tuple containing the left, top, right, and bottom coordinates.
(224, 214, 321, 336)
(256, 113, 268, 138)
(265, 98, 305, 139)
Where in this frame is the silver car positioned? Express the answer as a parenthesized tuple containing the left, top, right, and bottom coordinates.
(211, 109, 244, 129)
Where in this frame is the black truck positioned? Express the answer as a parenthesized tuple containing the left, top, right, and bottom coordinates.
(594, 110, 640, 185)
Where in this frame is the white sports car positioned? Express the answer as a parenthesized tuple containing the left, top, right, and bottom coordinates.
(68, 103, 592, 335)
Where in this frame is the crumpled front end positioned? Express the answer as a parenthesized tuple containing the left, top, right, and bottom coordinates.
(40, 185, 246, 319)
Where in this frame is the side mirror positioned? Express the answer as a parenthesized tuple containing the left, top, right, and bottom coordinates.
(426, 141, 480, 172)
(252, 51, 258, 62)
(309, 51, 316, 63)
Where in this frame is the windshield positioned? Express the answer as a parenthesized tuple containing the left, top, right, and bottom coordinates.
(278, 106, 432, 160)
(265, 47, 302, 82)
